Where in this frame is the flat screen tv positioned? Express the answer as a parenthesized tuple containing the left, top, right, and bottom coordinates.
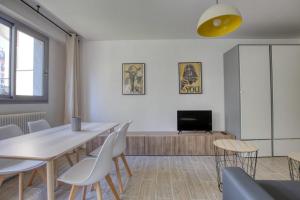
(177, 110, 212, 132)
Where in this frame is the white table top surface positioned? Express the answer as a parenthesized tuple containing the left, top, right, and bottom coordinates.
(0, 122, 118, 161)
(213, 139, 258, 153)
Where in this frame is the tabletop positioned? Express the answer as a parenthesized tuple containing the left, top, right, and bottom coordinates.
(288, 152, 300, 162)
(0, 122, 118, 161)
(213, 139, 258, 153)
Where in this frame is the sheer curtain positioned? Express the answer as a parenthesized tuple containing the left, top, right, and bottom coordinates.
(64, 34, 81, 123)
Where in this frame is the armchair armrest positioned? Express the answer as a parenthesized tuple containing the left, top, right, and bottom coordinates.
(222, 167, 274, 200)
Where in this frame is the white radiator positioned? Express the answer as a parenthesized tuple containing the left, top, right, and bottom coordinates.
(0, 112, 46, 134)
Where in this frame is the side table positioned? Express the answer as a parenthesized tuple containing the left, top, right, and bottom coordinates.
(288, 152, 300, 180)
(213, 139, 258, 191)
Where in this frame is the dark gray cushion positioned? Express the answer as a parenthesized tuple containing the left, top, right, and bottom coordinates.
(258, 180, 300, 200)
(223, 167, 274, 200)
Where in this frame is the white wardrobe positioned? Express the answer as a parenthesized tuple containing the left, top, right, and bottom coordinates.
(224, 44, 300, 156)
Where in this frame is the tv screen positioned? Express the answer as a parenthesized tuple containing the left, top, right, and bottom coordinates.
(177, 110, 212, 132)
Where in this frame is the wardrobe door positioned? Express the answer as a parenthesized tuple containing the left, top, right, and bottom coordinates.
(239, 45, 272, 140)
(274, 139, 300, 156)
(272, 45, 300, 139)
(272, 45, 300, 155)
(244, 140, 272, 157)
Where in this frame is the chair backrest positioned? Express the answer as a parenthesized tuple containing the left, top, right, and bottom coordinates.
(81, 131, 118, 185)
(0, 124, 23, 140)
(28, 119, 51, 133)
(113, 121, 132, 157)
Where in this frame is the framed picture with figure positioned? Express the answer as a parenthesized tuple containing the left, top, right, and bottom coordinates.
(178, 62, 202, 94)
(122, 63, 145, 95)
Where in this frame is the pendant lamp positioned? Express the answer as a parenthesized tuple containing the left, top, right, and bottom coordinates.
(197, 0, 242, 37)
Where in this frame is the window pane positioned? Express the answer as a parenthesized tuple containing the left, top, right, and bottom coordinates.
(0, 22, 10, 96)
(16, 71, 33, 95)
(16, 30, 44, 96)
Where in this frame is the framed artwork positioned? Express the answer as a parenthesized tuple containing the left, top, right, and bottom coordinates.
(122, 63, 145, 95)
(178, 62, 202, 94)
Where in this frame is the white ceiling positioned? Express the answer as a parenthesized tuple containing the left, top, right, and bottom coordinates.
(34, 0, 300, 40)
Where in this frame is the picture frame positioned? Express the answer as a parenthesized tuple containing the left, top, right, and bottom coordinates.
(178, 62, 202, 94)
(122, 63, 145, 95)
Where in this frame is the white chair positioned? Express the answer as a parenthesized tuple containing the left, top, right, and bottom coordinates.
(90, 121, 132, 193)
(0, 124, 46, 200)
(58, 131, 120, 200)
(28, 119, 51, 133)
(28, 119, 78, 166)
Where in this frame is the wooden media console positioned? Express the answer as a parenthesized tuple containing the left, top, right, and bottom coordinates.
(87, 131, 235, 156)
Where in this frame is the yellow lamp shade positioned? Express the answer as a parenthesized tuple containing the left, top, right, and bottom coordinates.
(197, 4, 242, 37)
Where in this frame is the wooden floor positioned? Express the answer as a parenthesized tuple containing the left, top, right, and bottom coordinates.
(0, 154, 290, 200)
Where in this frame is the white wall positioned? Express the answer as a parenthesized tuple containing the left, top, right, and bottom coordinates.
(0, 39, 66, 126)
(0, 1, 66, 126)
(81, 39, 299, 131)
(0, 0, 66, 43)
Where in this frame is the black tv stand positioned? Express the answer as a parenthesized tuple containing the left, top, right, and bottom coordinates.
(178, 130, 213, 135)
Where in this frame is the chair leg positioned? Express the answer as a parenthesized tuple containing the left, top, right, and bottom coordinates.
(27, 170, 37, 187)
(54, 162, 60, 188)
(28, 167, 47, 187)
(0, 176, 5, 187)
(65, 154, 74, 166)
(94, 182, 102, 200)
(69, 185, 78, 200)
(90, 184, 95, 192)
(120, 153, 132, 177)
(19, 172, 24, 200)
(105, 174, 120, 200)
(113, 157, 124, 194)
(76, 150, 80, 163)
(37, 167, 47, 183)
(82, 186, 87, 200)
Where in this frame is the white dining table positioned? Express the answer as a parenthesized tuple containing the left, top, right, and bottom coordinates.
(0, 122, 118, 200)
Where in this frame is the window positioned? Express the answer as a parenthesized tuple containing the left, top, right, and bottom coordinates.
(0, 20, 11, 97)
(0, 13, 49, 103)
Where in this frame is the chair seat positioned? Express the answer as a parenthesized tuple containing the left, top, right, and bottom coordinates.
(58, 158, 96, 186)
(0, 159, 45, 175)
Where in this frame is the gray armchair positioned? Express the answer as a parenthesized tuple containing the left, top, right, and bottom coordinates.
(223, 167, 300, 200)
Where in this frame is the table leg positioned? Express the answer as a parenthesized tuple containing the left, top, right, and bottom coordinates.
(19, 172, 24, 200)
(46, 160, 55, 200)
